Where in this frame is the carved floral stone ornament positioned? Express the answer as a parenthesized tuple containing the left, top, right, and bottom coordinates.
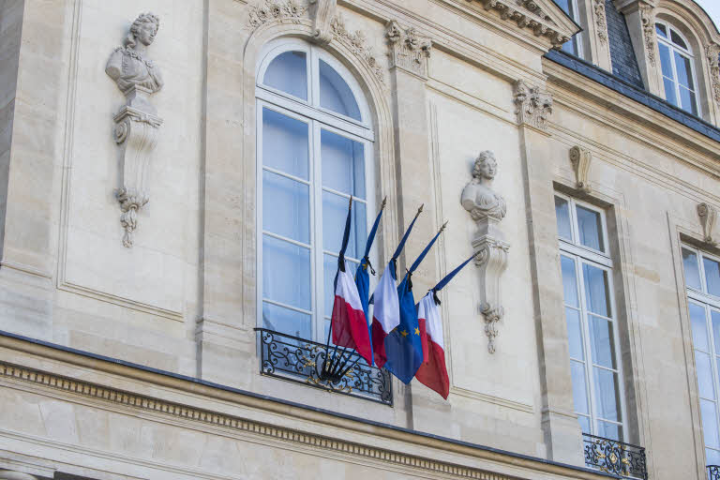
(569, 145, 592, 192)
(639, 5, 656, 65)
(475, 0, 570, 47)
(106, 13, 163, 248)
(594, 0, 608, 45)
(386, 20, 433, 78)
(698, 202, 718, 245)
(248, 0, 305, 28)
(513, 79, 553, 130)
(461, 151, 509, 353)
(705, 43, 720, 107)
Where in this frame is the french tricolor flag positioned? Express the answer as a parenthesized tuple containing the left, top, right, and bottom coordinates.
(332, 259, 372, 364)
(415, 292, 449, 399)
(371, 263, 400, 368)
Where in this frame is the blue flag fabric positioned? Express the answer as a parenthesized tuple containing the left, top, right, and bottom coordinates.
(383, 275, 424, 384)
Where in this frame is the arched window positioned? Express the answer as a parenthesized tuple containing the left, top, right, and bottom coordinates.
(256, 39, 375, 341)
(656, 21, 700, 115)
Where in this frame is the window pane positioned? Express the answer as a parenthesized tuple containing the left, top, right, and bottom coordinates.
(555, 196, 572, 241)
(706, 448, 720, 467)
(691, 302, 709, 351)
(583, 263, 611, 317)
(656, 23, 667, 38)
(263, 171, 310, 243)
(683, 248, 702, 290)
(262, 302, 311, 339)
(674, 52, 694, 89)
(561, 38, 578, 56)
(713, 310, 720, 352)
(263, 51, 308, 100)
(321, 130, 365, 198)
(594, 367, 621, 421)
(671, 30, 688, 50)
(577, 206, 604, 251)
(262, 108, 309, 179)
(589, 314, 617, 369)
(663, 77, 678, 106)
(566, 307, 584, 360)
(597, 421, 622, 442)
(658, 43, 674, 78)
(704, 257, 720, 297)
(319, 60, 361, 121)
(702, 399, 720, 449)
(678, 87, 698, 116)
(561, 255, 579, 307)
(571, 360, 589, 415)
(696, 351, 715, 399)
(262, 235, 311, 310)
(322, 191, 367, 259)
(578, 415, 591, 435)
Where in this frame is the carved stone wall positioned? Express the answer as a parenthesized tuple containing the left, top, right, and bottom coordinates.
(386, 20, 432, 79)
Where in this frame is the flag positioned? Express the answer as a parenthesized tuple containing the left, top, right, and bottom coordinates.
(371, 204, 423, 368)
(330, 197, 372, 364)
(416, 251, 478, 399)
(415, 292, 449, 399)
(355, 198, 387, 365)
(384, 221, 447, 384)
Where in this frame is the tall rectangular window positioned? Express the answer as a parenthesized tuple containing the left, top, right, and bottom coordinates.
(683, 245, 720, 466)
(555, 193, 627, 440)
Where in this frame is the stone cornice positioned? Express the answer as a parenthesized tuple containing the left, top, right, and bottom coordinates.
(0, 332, 614, 480)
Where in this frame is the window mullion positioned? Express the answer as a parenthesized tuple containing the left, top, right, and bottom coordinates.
(312, 119, 324, 342)
(577, 256, 598, 435)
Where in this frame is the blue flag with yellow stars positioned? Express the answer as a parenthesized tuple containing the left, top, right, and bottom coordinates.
(382, 274, 424, 384)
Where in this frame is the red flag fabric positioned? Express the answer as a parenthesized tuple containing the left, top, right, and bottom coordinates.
(332, 260, 373, 364)
(415, 292, 450, 399)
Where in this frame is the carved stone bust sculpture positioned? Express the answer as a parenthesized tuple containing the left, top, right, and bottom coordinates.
(461, 151, 507, 221)
(106, 13, 163, 96)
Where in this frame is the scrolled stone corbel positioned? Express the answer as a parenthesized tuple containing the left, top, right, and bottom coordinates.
(569, 146, 592, 192)
(309, 0, 337, 45)
(106, 13, 164, 248)
(513, 79, 553, 130)
(461, 151, 509, 353)
(698, 202, 718, 245)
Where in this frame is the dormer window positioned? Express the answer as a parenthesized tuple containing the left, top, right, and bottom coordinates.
(656, 21, 700, 116)
(555, 0, 583, 58)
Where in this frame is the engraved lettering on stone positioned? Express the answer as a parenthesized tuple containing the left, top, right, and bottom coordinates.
(513, 79, 553, 130)
(594, 0, 608, 45)
(386, 20, 433, 78)
(309, 0, 336, 45)
(569, 146, 592, 192)
(698, 202, 718, 245)
(461, 151, 509, 353)
(640, 5, 656, 65)
(106, 13, 163, 248)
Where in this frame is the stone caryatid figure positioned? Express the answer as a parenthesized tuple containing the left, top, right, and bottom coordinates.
(461, 151, 509, 354)
(106, 13, 164, 248)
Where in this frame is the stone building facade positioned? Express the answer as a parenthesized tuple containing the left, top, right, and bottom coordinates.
(0, 0, 719, 478)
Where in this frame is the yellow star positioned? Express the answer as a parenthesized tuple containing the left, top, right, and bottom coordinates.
(414, 327, 420, 335)
(400, 329, 408, 337)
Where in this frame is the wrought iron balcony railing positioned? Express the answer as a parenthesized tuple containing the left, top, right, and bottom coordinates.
(255, 328, 393, 405)
(583, 433, 647, 480)
(709, 465, 720, 480)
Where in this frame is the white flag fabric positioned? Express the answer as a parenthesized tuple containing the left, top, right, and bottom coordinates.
(371, 263, 400, 368)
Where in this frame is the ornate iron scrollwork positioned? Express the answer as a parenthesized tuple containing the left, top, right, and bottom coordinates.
(709, 465, 720, 480)
(583, 433, 647, 480)
(255, 328, 393, 405)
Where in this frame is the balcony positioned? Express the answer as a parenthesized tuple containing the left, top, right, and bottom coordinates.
(709, 465, 720, 480)
(255, 328, 393, 405)
(583, 433, 647, 479)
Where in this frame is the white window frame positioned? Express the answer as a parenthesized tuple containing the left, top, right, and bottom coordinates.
(556, 193, 629, 441)
(255, 39, 376, 342)
(559, 0, 584, 59)
(683, 244, 720, 465)
(655, 20, 701, 116)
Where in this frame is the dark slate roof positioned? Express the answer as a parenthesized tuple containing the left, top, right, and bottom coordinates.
(605, 0, 644, 88)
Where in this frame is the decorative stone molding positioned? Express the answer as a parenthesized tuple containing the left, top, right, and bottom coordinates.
(331, 15, 384, 84)
(105, 13, 164, 248)
(474, 0, 571, 48)
(0, 472, 39, 480)
(0, 360, 519, 480)
(594, 0, 608, 45)
(309, 0, 336, 44)
(461, 151, 509, 353)
(569, 146, 592, 192)
(386, 20, 433, 78)
(513, 79, 553, 130)
(705, 43, 720, 107)
(698, 202, 718, 245)
(248, 0, 306, 28)
(639, 5, 656, 65)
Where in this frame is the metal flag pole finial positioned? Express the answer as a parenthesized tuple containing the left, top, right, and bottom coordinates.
(380, 196, 387, 210)
(439, 220, 449, 233)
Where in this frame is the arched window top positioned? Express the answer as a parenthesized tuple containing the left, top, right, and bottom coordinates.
(655, 21, 693, 55)
(257, 39, 370, 126)
(655, 20, 701, 116)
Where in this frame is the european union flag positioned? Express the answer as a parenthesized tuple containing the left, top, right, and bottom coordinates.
(383, 274, 424, 384)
